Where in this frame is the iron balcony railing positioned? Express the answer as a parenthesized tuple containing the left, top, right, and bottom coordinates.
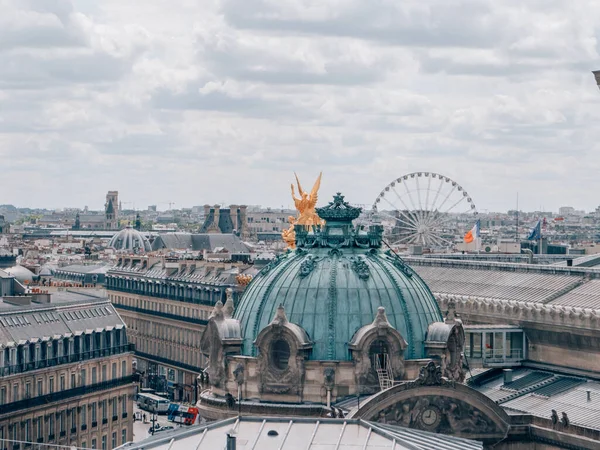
(107, 285, 221, 307)
(0, 376, 135, 416)
(134, 351, 203, 375)
(0, 344, 135, 377)
(113, 304, 208, 326)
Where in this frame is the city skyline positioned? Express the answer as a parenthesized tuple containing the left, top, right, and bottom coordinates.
(2, 1, 600, 212)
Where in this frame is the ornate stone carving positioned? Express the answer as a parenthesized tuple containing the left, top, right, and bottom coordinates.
(323, 368, 336, 390)
(370, 395, 499, 435)
(351, 256, 370, 280)
(299, 255, 317, 278)
(233, 364, 245, 385)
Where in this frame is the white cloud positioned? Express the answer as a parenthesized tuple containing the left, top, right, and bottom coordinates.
(1, 0, 600, 212)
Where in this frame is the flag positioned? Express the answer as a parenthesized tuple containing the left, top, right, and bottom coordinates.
(527, 220, 541, 240)
(463, 219, 480, 244)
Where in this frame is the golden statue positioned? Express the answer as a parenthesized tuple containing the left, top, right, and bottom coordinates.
(236, 273, 253, 286)
(281, 216, 297, 249)
(291, 172, 323, 227)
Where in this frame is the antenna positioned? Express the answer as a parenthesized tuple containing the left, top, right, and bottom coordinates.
(515, 192, 519, 242)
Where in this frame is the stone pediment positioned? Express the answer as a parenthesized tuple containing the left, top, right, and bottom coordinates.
(348, 363, 510, 445)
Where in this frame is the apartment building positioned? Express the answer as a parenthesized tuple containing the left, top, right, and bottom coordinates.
(0, 276, 134, 450)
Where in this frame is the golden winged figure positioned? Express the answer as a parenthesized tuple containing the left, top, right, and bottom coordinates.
(291, 172, 324, 227)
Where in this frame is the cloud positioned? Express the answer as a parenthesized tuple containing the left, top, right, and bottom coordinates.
(2, 0, 600, 213)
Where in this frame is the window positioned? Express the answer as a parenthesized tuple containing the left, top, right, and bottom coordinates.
(59, 410, 65, 433)
(101, 400, 107, 421)
(121, 360, 127, 377)
(60, 375, 65, 391)
(71, 373, 76, 388)
(49, 414, 55, 439)
(24, 419, 31, 442)
(121, 428, 127, 445)
(81, 405, 87, 428)
(112, 432, 117, 449)
(12, 384, 18, 402)
(102, 365, 107, 382)
(37, 379, 43, 396)
(91, 403, 97, 424)
(49, 377, 54, 393)
(82, 442, 86, 449)
(102, 435, 107, 450)
(25, 382, 31, 399)
(270, 339, 291, 370)
(91, 367, 97, 384)
(91, 438, 96, 449)
(112, 397, 117, 418)
(0, 387, 6, 405)
(112, 362, 117, 380)
(81, 369, 87, 386)
(121, 395, 127, 414)
(36, 417, 42, 439)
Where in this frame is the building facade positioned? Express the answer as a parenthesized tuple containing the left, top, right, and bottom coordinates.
(0, 280, 134, 450)
(105, 254, 254, 402)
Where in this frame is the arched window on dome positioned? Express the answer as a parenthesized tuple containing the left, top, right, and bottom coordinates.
(270, 339, 291, 370)
(369, 339, 389, 371)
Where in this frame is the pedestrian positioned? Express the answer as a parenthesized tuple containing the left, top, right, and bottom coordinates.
(143, 413, 147, 423)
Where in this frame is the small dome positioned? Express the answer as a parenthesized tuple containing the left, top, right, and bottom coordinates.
(5, 265, 36, 284)
(109, 226, 151, 253)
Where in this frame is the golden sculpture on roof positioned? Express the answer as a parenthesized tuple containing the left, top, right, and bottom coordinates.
(282, 172, 324, 249)
(291, 172, 324, 227)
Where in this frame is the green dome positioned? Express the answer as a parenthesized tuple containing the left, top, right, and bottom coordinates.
(233, 193, 442, 360)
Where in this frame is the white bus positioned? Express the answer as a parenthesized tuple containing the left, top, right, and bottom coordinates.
(136, 393, 170, 414)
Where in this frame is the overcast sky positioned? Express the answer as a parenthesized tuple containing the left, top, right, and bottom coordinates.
(2, 0, 600, 213)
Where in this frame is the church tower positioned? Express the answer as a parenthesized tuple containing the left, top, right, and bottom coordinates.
(105, 191, 119, 230)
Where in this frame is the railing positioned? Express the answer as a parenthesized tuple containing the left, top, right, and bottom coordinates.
(134, 351, 203, 375)
(0, 376, 135, 416)
(107, 285, 223, 307)
(484, 349, 523, 361)
(0, 345, 135, 377)
(113, 304, 208, 326)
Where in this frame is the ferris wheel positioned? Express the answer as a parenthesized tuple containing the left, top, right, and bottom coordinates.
(372, 172, 477, 248)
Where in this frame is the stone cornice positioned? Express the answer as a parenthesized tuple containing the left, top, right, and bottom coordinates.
(435, 293, 600, 331)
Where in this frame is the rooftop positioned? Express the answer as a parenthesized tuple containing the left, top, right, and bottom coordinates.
(117, 416, 482, 450)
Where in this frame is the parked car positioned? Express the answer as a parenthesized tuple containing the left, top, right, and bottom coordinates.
(148, 425, 175, 434)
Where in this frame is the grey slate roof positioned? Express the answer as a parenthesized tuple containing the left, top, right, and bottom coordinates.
(151, 233, 250, 253)
(55, 264, 109, 274)
(0, 297, 125, 346)
(471, 368, 600, 430)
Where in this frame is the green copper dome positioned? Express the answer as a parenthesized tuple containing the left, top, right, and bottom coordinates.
(233, 193, 442, 360)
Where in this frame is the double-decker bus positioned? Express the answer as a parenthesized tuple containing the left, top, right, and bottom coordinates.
(136, 393, 170, 414)
(167, 404, 199, 425)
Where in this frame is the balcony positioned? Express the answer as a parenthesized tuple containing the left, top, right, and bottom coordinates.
(70, 427, 77, 434)
(114, 304, 208, 326)
(59, 431, 66, 437)
(102, 418, 108, 425)
(112, 415, 118, 421)
(135, 351, 202, 375)
(81, 424, 87, 431)
(122, 413, 128, 419)
(91, 422, 98, 428)
(107, 284, 219, 308)
(0, 376, 135, 416)
(0, 344, 135, 377)
(48, 435, 55, 441)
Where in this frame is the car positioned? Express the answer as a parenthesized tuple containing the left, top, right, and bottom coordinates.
(148, 425, 175, 434)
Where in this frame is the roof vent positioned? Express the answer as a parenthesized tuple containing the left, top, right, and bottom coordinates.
(267, 430, 279, 437)
(587, 390, 592, 402)
(503, 369, 513, 384)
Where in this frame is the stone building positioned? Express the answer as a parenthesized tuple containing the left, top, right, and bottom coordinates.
(0, 274, 134, 450)
(105, 254, 255, 402)
(199, 193, 464, 418)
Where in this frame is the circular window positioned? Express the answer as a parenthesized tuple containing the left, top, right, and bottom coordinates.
(270, 339, 291, 370)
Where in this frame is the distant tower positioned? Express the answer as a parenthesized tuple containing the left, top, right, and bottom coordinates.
(135, 213, 141, 231)
(73, 212, 81, 230)
(105, 191, 119, 230)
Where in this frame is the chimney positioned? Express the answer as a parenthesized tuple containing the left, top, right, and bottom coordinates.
(229, 205, 239, 233)
(226, 431, 236, 450)
(503, 369, 513, 384)
(587, 390, 592, 402)
(213, 205, 221, 233)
